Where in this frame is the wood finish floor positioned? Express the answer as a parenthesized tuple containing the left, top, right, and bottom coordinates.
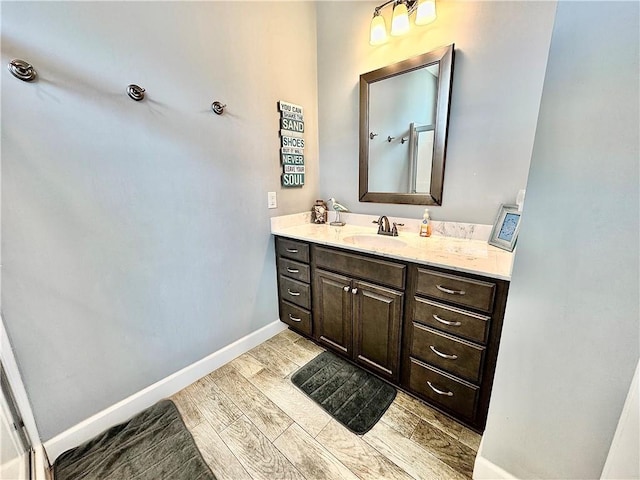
(171, 329, 481, 480)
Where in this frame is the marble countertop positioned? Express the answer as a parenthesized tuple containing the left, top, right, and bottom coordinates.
(271, 213, 515, 281)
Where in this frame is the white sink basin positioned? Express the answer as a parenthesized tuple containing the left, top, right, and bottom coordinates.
(342, 234, 407, 249)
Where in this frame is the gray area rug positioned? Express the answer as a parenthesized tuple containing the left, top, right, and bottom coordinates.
(291, 351, 396, 434)
(53, 399, 216, 480)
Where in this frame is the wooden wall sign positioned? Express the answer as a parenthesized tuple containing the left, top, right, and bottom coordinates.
(278, 101, 305, 188)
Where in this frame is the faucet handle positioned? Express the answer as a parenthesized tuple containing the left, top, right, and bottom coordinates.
(391, 223, 404, 236)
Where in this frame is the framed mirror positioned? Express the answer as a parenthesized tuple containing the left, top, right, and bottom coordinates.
(359, 44, 454, 205)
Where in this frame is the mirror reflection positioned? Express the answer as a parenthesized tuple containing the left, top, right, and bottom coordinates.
(359, 44, 454, 205)
(368, 64, 439, 194)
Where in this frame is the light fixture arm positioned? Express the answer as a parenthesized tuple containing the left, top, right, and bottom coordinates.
(373, 0, 397, 15)
(373, 0, 420, 15)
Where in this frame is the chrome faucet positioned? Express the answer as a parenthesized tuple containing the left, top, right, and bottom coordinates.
(373, 216, 404, 236)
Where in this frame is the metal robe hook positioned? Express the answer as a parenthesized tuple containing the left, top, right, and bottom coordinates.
(387, 136, 395, 142)
(369, 132, 378, 140)
(8, 59, 37, 82)
(127, 84, 145, 101)
(211, 101, 226, 115)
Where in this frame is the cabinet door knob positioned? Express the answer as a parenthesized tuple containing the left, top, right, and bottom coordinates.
(351, 288, 358, 295)
(427, 381, 454, 397)
(343, 286, 350, 292)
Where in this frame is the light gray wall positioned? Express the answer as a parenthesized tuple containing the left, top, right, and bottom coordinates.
(1, 1, 319, 440)
(316, 1, 557, 224)
(482, 2, 639, 478)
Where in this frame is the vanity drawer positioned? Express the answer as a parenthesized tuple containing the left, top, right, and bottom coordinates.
(276, 237, 310, 263)
(278, 275, 311, 310)
(279, 300, 312, 336)
(413, 297, 490, 344)
(415, 268, 496, 313)
(278, 257, 311, 283)
(411, 323, 484, 383)
(314, 246, 405, 290)
(409, 358, 478, 420)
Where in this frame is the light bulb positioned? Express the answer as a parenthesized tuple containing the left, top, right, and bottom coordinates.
(391, 2, 410, 36)
(369, 13, 388, 45)
(415, 0, 437, 26)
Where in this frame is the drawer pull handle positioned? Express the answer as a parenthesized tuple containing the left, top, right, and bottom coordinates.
(285, 248, 299, 253)
(436, 285, 466, 295)
(430, 345, 458, 360)
(433, 314, 462, 327)
(344, 286, 350, 292)
(427, 381, 454, 397)
(286, 267, 300, 274)
(352, 288, 358, 295)
(287, 289, 301, 297)
(288, 314, 302, 323)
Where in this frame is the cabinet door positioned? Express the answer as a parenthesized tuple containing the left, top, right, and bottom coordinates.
(353, 280, 404, 381)
(314, 269, 352, 357)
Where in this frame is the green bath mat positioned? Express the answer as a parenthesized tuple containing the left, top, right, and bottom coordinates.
(53, 399, 216, 480)
(291, 351, 396, 434)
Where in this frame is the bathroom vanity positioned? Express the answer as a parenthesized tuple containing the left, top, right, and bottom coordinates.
(272, 213, 513, 433)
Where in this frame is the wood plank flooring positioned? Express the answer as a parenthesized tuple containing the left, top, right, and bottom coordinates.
(171, 329, 481, 480)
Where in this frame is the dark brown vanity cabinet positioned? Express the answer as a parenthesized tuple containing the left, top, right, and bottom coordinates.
(275, 237, 312, 336)
(313, 246, 405, 382)
(402, 266, 509, 431)
(274, 235, 508, 432)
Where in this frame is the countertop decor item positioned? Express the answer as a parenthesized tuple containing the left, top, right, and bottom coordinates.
(488, 204, 521, 252)
(311, 199, 328, 224)
(328, 198, 349, 226)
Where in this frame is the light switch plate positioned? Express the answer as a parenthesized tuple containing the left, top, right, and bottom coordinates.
(267, 191, 277, 209)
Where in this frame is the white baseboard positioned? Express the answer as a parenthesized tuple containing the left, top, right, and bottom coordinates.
(44, 320, 287, 462)
(473, 436, 518, 480)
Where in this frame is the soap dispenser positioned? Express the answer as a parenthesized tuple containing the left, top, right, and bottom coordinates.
(419, 208, 432, 237)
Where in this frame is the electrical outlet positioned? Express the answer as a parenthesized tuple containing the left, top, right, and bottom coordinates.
(267, 191, 277, 209)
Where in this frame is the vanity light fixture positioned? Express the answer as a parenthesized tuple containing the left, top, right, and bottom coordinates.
(391, 1, 410, 36)
(369, 0, 437, 45)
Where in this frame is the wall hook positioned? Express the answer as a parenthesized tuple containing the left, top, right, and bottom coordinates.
(8, 59, 37, 82)
(401, 137, 409, 144)
(127, 84, 145, 101)
(369, 132, 378, 140)
(387, 136, 395, 142)
(211, 101, 226, 115)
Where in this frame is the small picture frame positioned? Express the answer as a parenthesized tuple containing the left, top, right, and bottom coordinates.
(488, 204, 522, 252)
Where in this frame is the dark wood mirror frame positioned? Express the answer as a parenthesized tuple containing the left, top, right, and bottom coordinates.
(359, 44, 455, 205)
